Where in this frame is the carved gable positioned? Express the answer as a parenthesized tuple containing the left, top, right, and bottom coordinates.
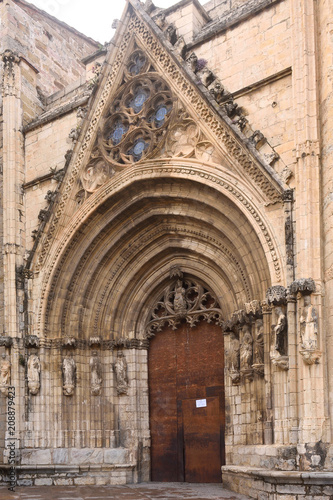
(78, 42, 225, 203)
(35, 0, 285, 271)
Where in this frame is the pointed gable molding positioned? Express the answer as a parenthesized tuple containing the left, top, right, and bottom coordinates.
(35, 4, 283, 272)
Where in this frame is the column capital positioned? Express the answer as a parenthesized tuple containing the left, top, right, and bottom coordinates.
(1, 49, 20, 97)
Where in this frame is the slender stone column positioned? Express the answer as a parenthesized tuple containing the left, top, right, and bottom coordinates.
(290, 0, 327, 450)
(262, 301, 273, 445)
(318, 0, 333, 446)
(1, 48, 25, 462)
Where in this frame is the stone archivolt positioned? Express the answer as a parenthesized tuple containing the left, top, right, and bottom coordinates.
(40, 179, 271, 339)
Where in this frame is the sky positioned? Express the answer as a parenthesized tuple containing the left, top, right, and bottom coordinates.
(26, 0, 204, 44)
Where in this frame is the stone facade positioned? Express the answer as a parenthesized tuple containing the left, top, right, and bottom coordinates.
(0, 0, 332, 497)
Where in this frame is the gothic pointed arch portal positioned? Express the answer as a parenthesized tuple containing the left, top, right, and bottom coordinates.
(145, 271, 225, 483)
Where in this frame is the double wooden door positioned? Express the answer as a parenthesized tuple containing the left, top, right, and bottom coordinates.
(148, 320, 225, 483)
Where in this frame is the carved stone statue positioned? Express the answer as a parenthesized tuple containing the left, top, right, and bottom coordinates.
(113, 351, 128, 395)
(228, 334, 240, 371)
(270, 307, 289, 370)
(300, 296, 318, 350)
(62, 356, 76, 396)
(240, 325, 253, 369)
(273, 307, 287, 355)
(90, 351, 102, 396)
(27, 354, 41, 395)
(227, 333, 240, 384)
(253, 319, 264, 365)
(252, 319, 264, 376)
(174, 279, 186, 316)
(0, 353, 11, 396)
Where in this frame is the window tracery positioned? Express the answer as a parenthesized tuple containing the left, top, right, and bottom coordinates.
(145, 273, 224, 337)
(98, 52, 174, 168)
(79, 48, 223, 197)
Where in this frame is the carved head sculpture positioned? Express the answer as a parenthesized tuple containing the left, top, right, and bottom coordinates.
(303, 295, 311, 307)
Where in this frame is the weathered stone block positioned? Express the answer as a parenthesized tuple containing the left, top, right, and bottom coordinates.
(35, 478, 53, 486)
(21, 449, 52, 465)
(104, 448, 129, 464)
(53, 448, 69, 464)
(73, 476, 96, 485)
(70, 448, 103, 464)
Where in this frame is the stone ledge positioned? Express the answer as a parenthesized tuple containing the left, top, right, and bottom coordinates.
(223, 465, 333, 483)
(222, 466, 333, 499)
(0, 464, 135, 472)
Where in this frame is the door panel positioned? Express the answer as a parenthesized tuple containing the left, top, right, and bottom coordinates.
(149, 320, 225, 482)
(182, 397, 221, 483)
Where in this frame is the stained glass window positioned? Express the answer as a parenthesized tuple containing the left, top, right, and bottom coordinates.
(108, 121, 128, 145)
(128, 138, 149, 161)
(129, 54, 146, 76)
(130, 88, 149, 113)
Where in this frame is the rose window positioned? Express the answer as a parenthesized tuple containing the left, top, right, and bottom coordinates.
(98, 49, 175, 168)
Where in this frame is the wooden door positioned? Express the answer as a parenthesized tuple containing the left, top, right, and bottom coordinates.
(182, 397, 222, 483)
(149, 320, 225, 483)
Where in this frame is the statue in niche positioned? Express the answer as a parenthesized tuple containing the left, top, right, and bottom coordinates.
(227, 333, 240, 384)
(174, 279, 186, 316)
(0, 353, 11, 395)
(62, 356, 76, 396)
(27, 354, 41, 395)
(273, 307, 287, 355)
(240, 324, 253, 369)
(253, 319, 264, 365)
(90, 351, 102, 396)
(300, 295, 318, 350)
(113, 351, 128, 395)
(270, 307, 289, 370)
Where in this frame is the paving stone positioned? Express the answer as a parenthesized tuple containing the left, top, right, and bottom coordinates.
(0, 483, 251, 499)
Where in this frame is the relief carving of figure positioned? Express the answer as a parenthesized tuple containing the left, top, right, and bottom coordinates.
(27, 354, 41, 395)
(228, 334, 240, 372)
(174, 279, 186, 316)
(167, 122, 198, 157)
(90, 351, 102, 396)
(273, 307, 287, 356)
(300, 296, 318, 350)
(253, 319, 264, 365)
(240, 325, 253, 369)
(113, 351, 128, 395)
(62, 356, 76, 396)
(0, 353, 11, 395)
(227, 333, 240, 384)
(81, 160, 109, 193)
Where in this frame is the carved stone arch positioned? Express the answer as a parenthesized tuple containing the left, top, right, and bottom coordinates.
(34, 162, 282, 338)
